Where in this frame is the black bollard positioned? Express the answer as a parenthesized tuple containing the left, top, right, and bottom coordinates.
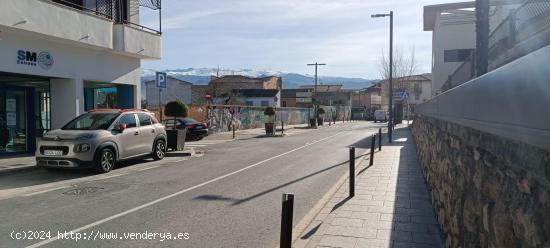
(349, 146, 355, 198)
(280, 193, 294, 248)
(370, 135, 375, 166)
(233, 125, 236, 139)
(281, 121, 284, 134)
(378, 128, 382, 151)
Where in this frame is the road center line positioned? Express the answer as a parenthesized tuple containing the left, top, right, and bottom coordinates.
(26, 131, 345, 248)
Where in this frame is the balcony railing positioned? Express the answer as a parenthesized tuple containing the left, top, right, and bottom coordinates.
(44, 0, 162, 34)
(488, 0, 550, 69)
(441, 53, 476, 93)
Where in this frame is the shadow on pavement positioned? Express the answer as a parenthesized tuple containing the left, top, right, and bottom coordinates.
(0, 158, 155, 190)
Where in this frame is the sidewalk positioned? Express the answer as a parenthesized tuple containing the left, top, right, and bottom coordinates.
(0, 155, 36, 173)
(294, 127, 443, 248)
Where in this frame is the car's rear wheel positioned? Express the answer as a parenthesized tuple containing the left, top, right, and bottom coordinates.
(152, 139, 166, 161)
(95, 148, 115, 173)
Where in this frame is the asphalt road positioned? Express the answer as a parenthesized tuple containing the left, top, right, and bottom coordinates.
(0, 121, 386, 248)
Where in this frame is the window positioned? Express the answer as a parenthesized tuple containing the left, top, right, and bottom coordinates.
(138, 113, 152, 126)
(245, 101, 254, 106)
(261, 101, 269, 106)
(444, 49, 474, 63)
(282, 101, 287, 107)
(119, 114, 137, 128)
(62, 113, 120, 130)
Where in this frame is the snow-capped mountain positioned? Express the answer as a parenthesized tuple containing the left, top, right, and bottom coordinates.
(141, 68, 376, 97)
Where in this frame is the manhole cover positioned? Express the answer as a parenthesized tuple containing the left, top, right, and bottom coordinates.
(63, 186, 104, 196)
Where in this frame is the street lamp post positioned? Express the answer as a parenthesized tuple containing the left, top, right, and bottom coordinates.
(372, 11, 393, 143)
(307, 62, 326, 129)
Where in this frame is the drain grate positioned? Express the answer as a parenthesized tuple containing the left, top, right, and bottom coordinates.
(63, 186, 104, 196)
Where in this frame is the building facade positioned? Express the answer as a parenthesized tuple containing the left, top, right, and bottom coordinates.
(380, 74, 432, 116)
(0, 0, 162, 155)
(424, 2, 476, 95)
(191, 75, 283, 105)
(145, 77, 192, 107)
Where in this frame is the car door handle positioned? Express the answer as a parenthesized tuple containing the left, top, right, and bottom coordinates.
(151, 129, 155, 133)
(134, 131, 139, 135)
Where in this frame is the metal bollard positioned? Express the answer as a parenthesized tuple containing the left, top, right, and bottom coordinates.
(280, 193, 294, 248)
(349, 146, 355, 198)
(378, 128, 382, 151)
(370, 135, 375, 166)
(281, 121, 284, 134)
(233, 125, 236, 139)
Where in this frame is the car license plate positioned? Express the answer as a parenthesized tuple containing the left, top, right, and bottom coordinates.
(196, 125, 203, 128)
(44, 150, 63, 156)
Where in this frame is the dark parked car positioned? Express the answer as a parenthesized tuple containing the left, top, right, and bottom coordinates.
(163, 118, 209, 141)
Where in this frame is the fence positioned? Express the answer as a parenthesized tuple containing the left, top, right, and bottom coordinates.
(488, 0, 550, 69)
(440, 53, 476, 92)
(204, 105, 310, 132)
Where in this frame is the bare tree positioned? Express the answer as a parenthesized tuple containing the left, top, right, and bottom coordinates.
(377, 46, 418, 80)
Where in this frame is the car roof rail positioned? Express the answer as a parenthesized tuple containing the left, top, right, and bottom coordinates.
(88, 108, 122, 112)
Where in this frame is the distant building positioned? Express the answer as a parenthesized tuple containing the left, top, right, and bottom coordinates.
(191, 75, 283, 104)
(281, 89, 313, 108)
(144, 77, 193, 107)
(424, 2, 476, 95)
(380, 74, 432, 115)
(227, 89, 281, 107)
(299, 84, 343, 92)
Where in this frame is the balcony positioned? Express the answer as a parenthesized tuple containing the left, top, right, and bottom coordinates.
(0, 0, 161, 59)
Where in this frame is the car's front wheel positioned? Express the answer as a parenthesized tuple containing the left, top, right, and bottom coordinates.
(95, 148, 116, 173)
(152, 139, 166, 161)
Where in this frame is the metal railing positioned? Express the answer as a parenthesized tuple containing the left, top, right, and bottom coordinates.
(441, 53, 476, 92)
(488, 0, 550, 69)
(43, 0, 162, 34)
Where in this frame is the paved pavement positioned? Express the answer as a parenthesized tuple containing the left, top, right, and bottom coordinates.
(294, 126, 443, 248)
(0, 120, 382, 248)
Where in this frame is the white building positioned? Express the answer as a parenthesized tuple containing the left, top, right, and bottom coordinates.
(145, 77, 193, 106)
(424, 2, 476, 95)
(237, 89, 281, 107)
(0, 0, 162, 155)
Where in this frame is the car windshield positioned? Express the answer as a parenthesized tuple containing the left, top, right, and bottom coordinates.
(62, 112, 120, 130)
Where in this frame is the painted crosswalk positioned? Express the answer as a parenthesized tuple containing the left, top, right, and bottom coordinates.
(185, 139, 234, 148)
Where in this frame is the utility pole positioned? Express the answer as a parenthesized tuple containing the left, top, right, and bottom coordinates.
(307, 62, 326, 129)
(372, 11, 394, 143)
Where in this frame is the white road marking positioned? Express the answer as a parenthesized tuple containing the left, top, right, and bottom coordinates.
(26, 131, 345, 248)
(184, 144, 207, 147)
(174, 158, 188, 163)
(23, 186, 70, 197)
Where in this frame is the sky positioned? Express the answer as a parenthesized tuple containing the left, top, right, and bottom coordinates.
(142, 0, 459, 79)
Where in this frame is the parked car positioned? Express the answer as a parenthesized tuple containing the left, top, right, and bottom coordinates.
(163, 118, 209, 141)
(374, 110, 387, 123)
(36, 109, 167, 173)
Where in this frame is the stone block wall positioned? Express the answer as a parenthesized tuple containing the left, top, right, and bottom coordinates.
(411, 116, 550, 247)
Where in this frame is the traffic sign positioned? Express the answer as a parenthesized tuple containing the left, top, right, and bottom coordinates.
(401, 91, 409, 100)
(156, 72, 167, 89)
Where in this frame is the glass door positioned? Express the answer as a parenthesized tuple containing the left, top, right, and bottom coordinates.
(0, 89, 27, 153)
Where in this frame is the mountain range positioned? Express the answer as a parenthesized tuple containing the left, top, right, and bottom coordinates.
(141, 68, 377, 97)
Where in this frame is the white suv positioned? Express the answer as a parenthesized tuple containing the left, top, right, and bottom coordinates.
(36, 109, 167, 173)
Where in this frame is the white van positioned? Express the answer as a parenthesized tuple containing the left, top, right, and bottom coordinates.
(374, 110, 387, 123)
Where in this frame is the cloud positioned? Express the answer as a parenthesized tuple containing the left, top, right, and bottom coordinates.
(143, 0, 461, 78)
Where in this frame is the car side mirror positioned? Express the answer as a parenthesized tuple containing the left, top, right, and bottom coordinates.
(118, 123, 127, 132)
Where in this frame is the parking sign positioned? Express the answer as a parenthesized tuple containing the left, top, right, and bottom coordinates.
(156, 72, 167, 88)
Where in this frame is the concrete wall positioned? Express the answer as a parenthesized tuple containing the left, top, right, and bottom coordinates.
(411, 116, 550, 247)
(145, 78, 192, 106)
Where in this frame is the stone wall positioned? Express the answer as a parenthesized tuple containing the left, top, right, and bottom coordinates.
(411, 115, 550, 247)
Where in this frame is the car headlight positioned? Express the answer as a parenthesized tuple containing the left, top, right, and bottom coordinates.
(74, 143, 91, 153)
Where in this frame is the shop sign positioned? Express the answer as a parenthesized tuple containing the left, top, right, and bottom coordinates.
(17, 50, 54, 70)
(6, 99, 16, 112)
